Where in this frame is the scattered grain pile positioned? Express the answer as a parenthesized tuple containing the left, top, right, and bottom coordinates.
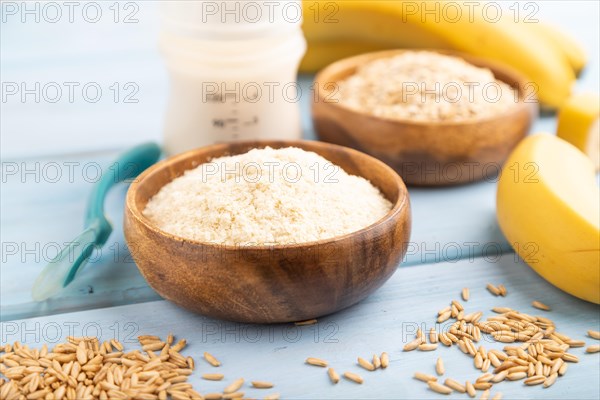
(304, 351, 389, 386)
(143, 147, 392, 245)
(336, 51, 517, 122)
(0, 336, 279, 400)
(405, 283, 596, 397)
(0, 334, 198, 400)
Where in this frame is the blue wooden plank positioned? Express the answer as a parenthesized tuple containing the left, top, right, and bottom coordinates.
(2, 254, 599, 399)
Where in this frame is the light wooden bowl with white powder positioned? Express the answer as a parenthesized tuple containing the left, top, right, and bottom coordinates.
(124, 140, 411, 323)
(313, 50, 538, 186)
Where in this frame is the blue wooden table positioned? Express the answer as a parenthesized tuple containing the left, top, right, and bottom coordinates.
(1, 2, 599, 398)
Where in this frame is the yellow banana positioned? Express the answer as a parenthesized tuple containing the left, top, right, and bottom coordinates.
(301, 40, 390, 74)
(556, 93, 600, 170)
(526, 22, 587, 76)
(301, 1, 575, 109)
(497, 134, 600, 304)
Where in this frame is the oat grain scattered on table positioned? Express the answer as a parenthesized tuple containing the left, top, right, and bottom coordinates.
(403, 338, 422, 352)
(202, 373, 224, 381)
(486, 283, 501, 296)
(532, 300, 551, 311)
(588, 330, 600, 340)
(435, 358, 445, 376)
(427, 380, 452, 395)
(414, 372, 437, 382)
(305, 357, 328, 367)
(203, 352, 221, 367)
(444, 378, 466, 393)
(416, 328, 427, 343)
(586, 345, 600, 353)
(437, 311, 452, 323)
(222, 393, 244, 400)
(380, 352, 389, 369)
(357, 357, 375, 371)
(327, 368, 340, 384)
(465, 381, 476, 397)
(497, 284, 507, 296)
(343, 372, 363, 384)
(372, 354, 381, 369)
(418, 343, 438, 351)
(462, 287, 470, 301)
(474, 382, 492, 390)
(251, 381, 274, 389)
(544, 373, 558, 388)
(428, 328, 438, 344)
(223, 378, 244, 394)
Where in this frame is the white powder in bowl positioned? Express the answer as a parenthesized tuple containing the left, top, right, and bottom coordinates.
(143, 147, 393, 245)
(336, 51, 517, 122)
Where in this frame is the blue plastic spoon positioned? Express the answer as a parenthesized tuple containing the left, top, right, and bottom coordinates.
(31, 142, 161, 301)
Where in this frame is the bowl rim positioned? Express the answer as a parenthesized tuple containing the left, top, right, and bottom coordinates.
(126, 140, 410, 251)
(313, 48, 538, 127)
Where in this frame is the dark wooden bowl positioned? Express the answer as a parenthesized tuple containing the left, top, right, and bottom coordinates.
(124, 140, 411, 323)
(312, 50, 538, 186)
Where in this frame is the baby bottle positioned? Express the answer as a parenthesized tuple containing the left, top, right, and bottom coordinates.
(160, 0, 307, 155)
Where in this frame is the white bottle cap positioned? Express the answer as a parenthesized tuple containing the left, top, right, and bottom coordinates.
(161, 0, 303, 40)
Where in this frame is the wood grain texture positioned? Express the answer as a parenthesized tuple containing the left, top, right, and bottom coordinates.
(312, 50, 538, 186)
(2, 253, 598, 399)
(124, 140, 411, 323)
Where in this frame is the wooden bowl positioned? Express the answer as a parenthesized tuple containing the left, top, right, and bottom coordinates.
(312, 50, 538, 186)
(124, 140, 411, 323)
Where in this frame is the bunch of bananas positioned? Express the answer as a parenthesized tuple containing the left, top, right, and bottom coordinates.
(300, 0, 587, 109)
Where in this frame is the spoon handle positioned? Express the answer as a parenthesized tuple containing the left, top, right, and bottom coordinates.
(31, 227, 98, 301)
(85, 142, 161, 227)
(32, 143, 161, 301)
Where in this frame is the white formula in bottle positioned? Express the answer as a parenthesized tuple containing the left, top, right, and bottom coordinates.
(160, 0, 307, 155)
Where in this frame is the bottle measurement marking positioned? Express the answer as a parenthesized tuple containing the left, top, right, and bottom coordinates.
(206, 90, 262, 140)
(211, 108, 259, 137)
(232, 104, 239, 139)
